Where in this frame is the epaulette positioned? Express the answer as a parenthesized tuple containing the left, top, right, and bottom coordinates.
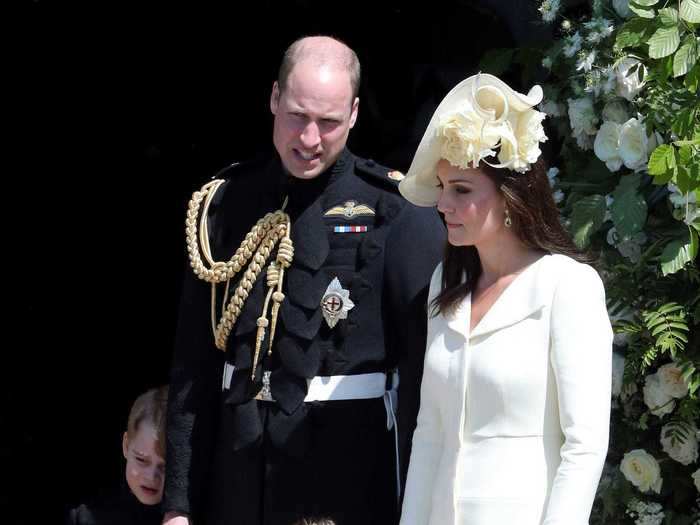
(354, 157, 406, 192)
(210, 161, 242, 181)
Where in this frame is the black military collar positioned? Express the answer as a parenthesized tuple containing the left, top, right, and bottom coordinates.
(280, 147, 354, 214)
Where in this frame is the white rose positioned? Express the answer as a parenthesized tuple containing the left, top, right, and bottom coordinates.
(615, 57, 647, 101)
(499, 109, 547, 173)
(613, 0, 632, 18)
(660, 423, 699, 465)
(657, 362, 689, 398)
(692, 468, 700, 492)
(612, 352, 625, 397)
(643, 373, 675, 416)
(619, 118, 651, 170)
(602, 100, 630, 124)
(438, 103, 503, 168)
(594, 121, 624, 171)
(620, 449, 663, 493)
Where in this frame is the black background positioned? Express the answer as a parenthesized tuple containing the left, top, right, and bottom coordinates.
(10, 1, 549, 522)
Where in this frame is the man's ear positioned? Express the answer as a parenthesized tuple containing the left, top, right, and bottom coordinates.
(270, 81, 281, 115)
(349, 97, 359, 129)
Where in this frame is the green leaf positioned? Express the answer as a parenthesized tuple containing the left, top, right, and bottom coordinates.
(685, 63, 700, 92)
(674, 40, 699, 78)
(629, 1, 657, 18)
(570, 195, 607, 248)
(613, 172, 644, 196)
(672, 108, 698, 138)
(659, 229, 699, 275)
(648, 144, 676, 181)
(677, 146, 700, 192)
(634, 0, 659, 5)
(649, 26, 681, 59)
(689, 156, 700, 192)
(680, 0, 700, 22)
(615, 18, 654, 50)
(659, 7, 679, 26)
(479, 48, 515, 77)
(612, 188, 648, 237)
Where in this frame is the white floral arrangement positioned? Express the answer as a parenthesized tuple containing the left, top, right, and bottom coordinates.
(479, 0, 699, 521)
(437, 100, 548, 174)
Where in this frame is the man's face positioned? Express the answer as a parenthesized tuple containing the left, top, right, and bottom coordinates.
(271, 61, 359, 179)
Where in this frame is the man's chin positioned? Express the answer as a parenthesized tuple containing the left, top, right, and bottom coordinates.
(288, 164, 326, 180)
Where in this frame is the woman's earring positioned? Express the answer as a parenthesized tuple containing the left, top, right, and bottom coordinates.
(504, 208, 512, 228)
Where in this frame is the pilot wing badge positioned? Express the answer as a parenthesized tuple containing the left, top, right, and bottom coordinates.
(324, 200, 375, 219)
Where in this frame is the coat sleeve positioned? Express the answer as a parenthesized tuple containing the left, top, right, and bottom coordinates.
(399, 265, 445, 525)
(543, 263, 612, 525)
(163, 260, 225, 517)
(383, 203, 445, 494)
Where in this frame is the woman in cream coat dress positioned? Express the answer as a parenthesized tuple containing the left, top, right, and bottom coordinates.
(398, 73, 612, 525)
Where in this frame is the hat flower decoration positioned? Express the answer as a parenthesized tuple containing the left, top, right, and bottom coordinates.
(400, 73, 549, 206)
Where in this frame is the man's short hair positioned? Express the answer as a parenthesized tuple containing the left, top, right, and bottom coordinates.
(277, 35, 361, 100)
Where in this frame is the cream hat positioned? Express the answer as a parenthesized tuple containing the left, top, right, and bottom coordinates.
(399, 73, 547, 207)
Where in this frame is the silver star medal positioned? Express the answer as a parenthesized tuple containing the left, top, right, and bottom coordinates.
(321, 277, 354, 328)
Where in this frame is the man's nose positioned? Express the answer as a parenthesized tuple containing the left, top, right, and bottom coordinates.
(300, 122, 321, 148)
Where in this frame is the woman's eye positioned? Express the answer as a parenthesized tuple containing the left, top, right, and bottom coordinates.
(455, 187, 470, 194)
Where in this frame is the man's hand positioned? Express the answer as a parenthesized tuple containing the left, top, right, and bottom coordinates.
(163, 511, 190, 525)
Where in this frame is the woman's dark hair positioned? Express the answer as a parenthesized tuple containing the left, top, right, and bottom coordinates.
(432, 158, 593, 316)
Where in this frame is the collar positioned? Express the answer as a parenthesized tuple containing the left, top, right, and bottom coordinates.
(446, 254, 553, 339)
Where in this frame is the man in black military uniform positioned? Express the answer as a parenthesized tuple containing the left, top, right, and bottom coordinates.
(163, 36, 445, 525)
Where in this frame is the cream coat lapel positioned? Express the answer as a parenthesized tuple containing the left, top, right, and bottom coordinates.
(471, 255, 553, 339)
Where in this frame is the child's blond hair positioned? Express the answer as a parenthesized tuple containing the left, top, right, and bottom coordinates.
(126, 385, 169, 457)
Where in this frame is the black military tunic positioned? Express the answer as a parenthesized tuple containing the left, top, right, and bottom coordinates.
(66, 485, 162, 525)
(165, 149, 445, 525)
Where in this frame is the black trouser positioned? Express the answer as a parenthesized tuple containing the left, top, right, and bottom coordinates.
(205, 398, 398, 525)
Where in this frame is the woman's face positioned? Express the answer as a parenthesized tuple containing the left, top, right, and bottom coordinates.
(122, 421, 165, 505)
(436, 159, 507, 248)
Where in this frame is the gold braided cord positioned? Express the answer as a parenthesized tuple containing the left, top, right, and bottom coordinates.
(215, 222, 287, 350)
(185, 180, 294, 379)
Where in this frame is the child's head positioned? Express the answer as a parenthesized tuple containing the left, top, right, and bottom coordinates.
(292, 519, 336, 525)
(122, 385, 168, 505)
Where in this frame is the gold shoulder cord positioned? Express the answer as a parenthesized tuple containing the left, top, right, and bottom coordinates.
(185, 179, 294, 380)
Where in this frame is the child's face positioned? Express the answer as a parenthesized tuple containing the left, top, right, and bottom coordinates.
(122, 422, 165, 505)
